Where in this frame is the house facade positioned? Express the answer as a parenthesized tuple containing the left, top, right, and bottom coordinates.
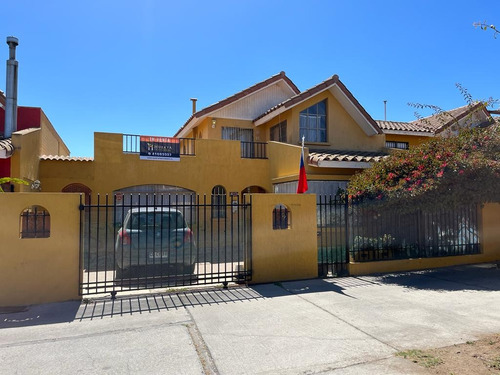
(37, 72, 391, 199)
(8, 71, 495, 199)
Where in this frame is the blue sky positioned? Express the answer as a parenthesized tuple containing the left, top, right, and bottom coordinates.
(1, 0, 499, 157)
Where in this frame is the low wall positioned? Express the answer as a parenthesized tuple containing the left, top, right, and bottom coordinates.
(349, 203, 500, 276)
(0, 193, 81, 307)
(250, 194, 317, 283)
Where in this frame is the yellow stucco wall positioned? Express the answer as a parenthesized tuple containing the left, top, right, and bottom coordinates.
(349, 203, 500, 276)
(250, 194, 318, 283)
(40, 132, 273, 197)
(259, 90, 386, 151)
(0, 193, 81, 307)
(11, 129, 41, 192)
(385, 133, 432, 149)
(40, 109, 70, 156)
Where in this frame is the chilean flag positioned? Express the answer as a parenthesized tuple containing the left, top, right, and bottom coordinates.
(297, 138, 308, 194)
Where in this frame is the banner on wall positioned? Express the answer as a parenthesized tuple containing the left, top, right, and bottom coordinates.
(139, 136, 180, 161)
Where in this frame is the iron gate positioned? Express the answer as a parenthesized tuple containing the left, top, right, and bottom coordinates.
(317, 195, 349, 277)
(79, 194, 252, 296)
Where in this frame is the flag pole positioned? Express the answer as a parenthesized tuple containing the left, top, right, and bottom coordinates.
(297, 136, 308, 194)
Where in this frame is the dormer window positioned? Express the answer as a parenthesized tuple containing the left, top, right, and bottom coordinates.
(299, 99, 327, 143)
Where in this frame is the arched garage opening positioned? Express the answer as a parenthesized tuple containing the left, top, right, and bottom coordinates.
(113, 184, 196, 222)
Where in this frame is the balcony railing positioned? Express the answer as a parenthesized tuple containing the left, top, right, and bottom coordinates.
(123, 134, 196, 156)
(241, 141, 267, 159)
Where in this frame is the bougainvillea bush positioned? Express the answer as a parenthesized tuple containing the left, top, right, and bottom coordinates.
(348, 124, 500, 211)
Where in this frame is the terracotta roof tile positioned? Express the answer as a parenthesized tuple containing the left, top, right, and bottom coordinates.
(0, 138, 14, 157)
(40, 155, 93, 161)
(308, 149, 388, 166)
(376, 120, 434, 133)
(410, 103, 493, 133)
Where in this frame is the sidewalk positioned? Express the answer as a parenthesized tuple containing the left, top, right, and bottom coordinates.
(1, 263, 500, 374)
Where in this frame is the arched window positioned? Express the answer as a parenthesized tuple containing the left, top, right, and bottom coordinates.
(273, 204, 290, 230)
(62, 183, 92, 205)
(211, 185, 227, 218)
(20, 205, 50, 238)
(241, 186, 266, 196)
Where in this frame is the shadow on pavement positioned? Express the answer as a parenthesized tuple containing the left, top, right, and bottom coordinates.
(2, 264, 498, 328)
(76, 286, 265, 320)
(375, 263, 500, 292)
(0, 301, 82, 329)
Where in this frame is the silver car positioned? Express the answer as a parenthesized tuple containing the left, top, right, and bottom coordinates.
(115, 207, 196, 278)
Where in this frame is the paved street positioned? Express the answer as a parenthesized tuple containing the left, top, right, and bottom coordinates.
(1, 263, 500, 374)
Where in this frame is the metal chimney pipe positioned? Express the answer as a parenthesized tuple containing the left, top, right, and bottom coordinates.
(190, 98, 197, 114)
(5, 36, 19, 138)
(383, 100, 387, 121)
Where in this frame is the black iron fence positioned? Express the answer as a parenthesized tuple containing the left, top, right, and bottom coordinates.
(241, 141, 267, 159)
(317, 195, 481, 272)
(349, 200, 480, 261)
(122, 134, 196, 156)
(79, 194, 252, 296)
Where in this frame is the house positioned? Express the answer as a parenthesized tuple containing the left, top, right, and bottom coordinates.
(378, 102, 495, 150)
(175, 72, 387, 195)
(33, 72, 496, 199)
(37, 72, 391, 199)
(0, 90, 70, 191)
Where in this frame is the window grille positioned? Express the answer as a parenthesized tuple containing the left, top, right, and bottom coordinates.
(273, 204, 290, 230)
(386, 141, 409, 150)
(211, 185, 227, 218)
(20, 205, 50, 238)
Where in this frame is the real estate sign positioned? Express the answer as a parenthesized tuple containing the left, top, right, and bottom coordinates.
(139, 136, 180, 161)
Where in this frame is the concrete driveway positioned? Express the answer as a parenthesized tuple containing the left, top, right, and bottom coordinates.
(1, 263, 500, 374)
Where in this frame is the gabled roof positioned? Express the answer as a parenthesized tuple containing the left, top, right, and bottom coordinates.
(254, 75, 383, 136)
(378, 103, 494, 136)
(174, 71, 300, 138)
(411, 103, 493, 134)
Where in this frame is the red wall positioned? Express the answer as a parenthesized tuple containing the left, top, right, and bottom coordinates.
(0, 158, 11, 177)
(0, 106, 41, 134)
(0, 106, 41, 177)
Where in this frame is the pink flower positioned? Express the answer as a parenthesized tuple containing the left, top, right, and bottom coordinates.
(437, 170, 444, 178)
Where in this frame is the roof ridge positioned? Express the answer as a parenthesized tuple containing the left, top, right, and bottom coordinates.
(174, 71, 300, 137)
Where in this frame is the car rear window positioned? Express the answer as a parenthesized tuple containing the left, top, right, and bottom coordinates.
(129, 212, 185, 230)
